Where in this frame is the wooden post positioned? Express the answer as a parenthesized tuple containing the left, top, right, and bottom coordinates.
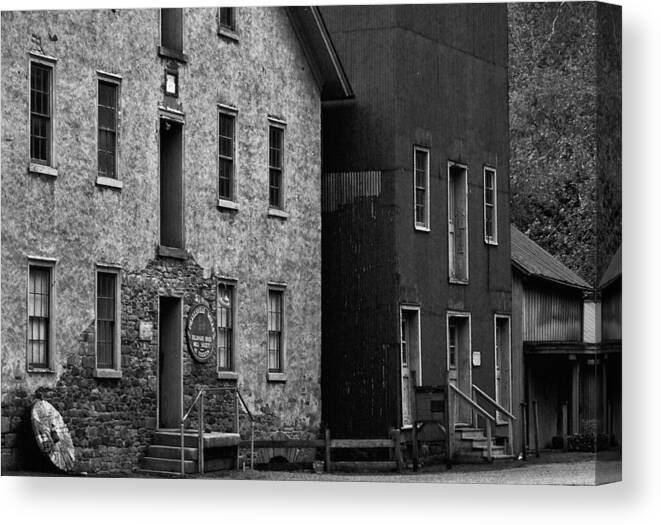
(532, 400, 540, 458)
(562, 402, 568, 451)
(391, 429, 403, 472)
(486, 422, 493, 462)
(199, 391, 205, 474)
(324, 427, 331, 473)
(520, 402, 527, 460)
(571, 358, 580, 435)
(411, 421, 419, 472)
(446, 386, 454, 467)
(235, 390, 240, 470)
(507, 419, 514, 456)
(602, 358, 608, 435)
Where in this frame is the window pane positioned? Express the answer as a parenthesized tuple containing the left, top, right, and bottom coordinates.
(161, 8, 183, 51)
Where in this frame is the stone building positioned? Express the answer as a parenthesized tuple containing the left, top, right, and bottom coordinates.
(1, 6, 351, 474)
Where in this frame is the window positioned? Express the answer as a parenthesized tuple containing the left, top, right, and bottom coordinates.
(96, 269, 121, 376)
(448, 322, 457, 369)
(267, 288, 284, 374)
(28, 262, 54, 370)
(98, 78, 119, 180)
(218, 7, 236, 31)
(218, 111, 236, 202)
(159, 8, 187, 61)
(413, 147, 430, 230)
(484, 167, 497, 244)
(448, 162, 468, 282)
(268, 124, 284, 209)
(30, 60, 53, 166)
(217, 282, 235, 371)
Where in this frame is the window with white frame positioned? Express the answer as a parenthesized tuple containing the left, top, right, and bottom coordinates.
(97, 76, 120, 180)
(96, 268, 121, 374)
(30, 58, 55, 167)
(28, 261, 54, 370)
(267, 288, 284, 373)
(448, 162, 468, 282)
(218, 110, 236, 202)
(483, 167, 497, 244)
(413, 147, 430, 230)
(217, 281, 235, 371)
(268, 124, 285, 209)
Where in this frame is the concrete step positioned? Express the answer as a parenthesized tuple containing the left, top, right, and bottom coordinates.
(135, 468, 183, 478)
(148, 444, 198, 460)
(142, 456, 197, 473)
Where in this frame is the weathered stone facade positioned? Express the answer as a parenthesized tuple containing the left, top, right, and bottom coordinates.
(2, 7, 333, 474)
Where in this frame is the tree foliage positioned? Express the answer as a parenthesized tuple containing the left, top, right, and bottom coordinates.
(509, 2, 621, 286)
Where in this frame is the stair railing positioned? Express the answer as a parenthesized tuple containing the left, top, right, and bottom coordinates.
(448, 383, 496, 461)
(471, 385, 517, 455)
(179, 386, 255, 476)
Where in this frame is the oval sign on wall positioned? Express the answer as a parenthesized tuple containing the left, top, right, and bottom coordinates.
(186, 303, 215, 363)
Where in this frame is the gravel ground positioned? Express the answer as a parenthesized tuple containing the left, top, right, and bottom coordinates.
(194, 450, 622, 486)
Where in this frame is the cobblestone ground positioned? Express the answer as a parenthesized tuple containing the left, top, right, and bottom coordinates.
(196, 450, 622, 486)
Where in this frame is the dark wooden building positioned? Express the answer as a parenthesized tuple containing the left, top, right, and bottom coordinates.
(320, 4, 512, 445)
(511, 226, 620, 450)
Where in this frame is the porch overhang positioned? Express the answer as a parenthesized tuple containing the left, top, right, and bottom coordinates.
(523, 341, 621, 356)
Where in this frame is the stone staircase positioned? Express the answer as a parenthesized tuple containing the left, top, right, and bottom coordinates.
(453, 424, 514, 462)
(138, 429, 241, 476)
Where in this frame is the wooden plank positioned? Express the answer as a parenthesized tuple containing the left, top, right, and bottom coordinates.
(391, 429, 403, 472)
(325, 427, 331, 473)
(330, 439, 394, 449)
(238, 439, 325, 449)
(533, 400, 540, 458)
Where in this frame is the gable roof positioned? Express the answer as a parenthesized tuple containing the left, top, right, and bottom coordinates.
(598, 245, 622, 289)
(511, 225, 590, 290)
(285, 7, 354, 101)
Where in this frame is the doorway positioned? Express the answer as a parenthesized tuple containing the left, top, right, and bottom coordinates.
(447, 313, 471, 425)
(400, 307, 421, 427)
(158, 296, 182, 429)
(494, 315, 512, 424)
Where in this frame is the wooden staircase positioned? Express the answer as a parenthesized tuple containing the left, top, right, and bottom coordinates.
(138, 430, 241, 476)
(453, 424, 513, 462)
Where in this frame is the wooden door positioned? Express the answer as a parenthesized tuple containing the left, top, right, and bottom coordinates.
(448, 316, 471, 425)
(401, 314, 412, 427)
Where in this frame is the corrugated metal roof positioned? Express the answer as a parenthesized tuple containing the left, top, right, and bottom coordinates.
(598, 245, 622, 289)
(510, 225, 591, 290)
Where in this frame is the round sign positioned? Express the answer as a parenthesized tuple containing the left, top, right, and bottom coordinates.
(186, 303, 215, 363)
(31, 399, 76, 473)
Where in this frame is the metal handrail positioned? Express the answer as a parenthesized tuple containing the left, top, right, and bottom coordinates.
(472, 385, 516, 456)
(472, 385, 517, 421)
(448, 383, 495, 422)
(179, 386, 255, 476)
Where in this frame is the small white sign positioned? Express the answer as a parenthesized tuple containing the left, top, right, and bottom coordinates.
(139, 321, 153, 341)
(165, 72, 177, 95)
(472, 351, 481, 367)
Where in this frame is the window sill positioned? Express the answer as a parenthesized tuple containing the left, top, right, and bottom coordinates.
(94, 369, 122, 379)
(266, 372, 287, 383)
(267, 208, 289, 220)
(217, 198, 239, 211)
(157, 46, 188, 63)
(449, 278, 469, 286)
(96, 176, 123, 190)
(414, 224, 430, 233)
(484, 239, 499, 246)
(158, 245, 187, 259)
(217, 27, 239, 42)
(217, 371, 239, 381)
(29, 163, 58, 177)
(27, 368, 55, 374)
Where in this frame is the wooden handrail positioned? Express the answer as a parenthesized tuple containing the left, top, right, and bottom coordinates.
(448, 383, 495, 423)
(472, 385, 517, 421)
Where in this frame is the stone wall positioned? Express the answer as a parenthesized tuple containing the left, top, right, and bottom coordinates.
(2, 7, 323, 474)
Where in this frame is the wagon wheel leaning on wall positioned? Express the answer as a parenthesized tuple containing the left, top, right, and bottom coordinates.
(31, 399, 76, 473)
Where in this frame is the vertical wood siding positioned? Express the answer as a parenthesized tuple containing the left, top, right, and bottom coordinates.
(601, 280, 621, 341)
(523, 281, 583, 342)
